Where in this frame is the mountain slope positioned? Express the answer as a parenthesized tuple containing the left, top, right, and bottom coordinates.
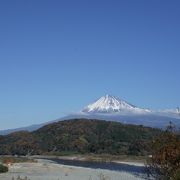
(0, 119, 161, 155)
(82, 94, 150, 114)
(63, 113, 180, 129)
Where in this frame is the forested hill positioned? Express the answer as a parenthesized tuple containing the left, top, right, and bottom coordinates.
(0, 119, 161, 155)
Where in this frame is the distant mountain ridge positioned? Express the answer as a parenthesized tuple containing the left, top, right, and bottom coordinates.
(0, 123, 45, 135)
(0, 94, 179, 135)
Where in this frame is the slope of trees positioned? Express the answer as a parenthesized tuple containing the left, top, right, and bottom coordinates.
(0, 119, 161, 156)
(147, 122, 180, 179)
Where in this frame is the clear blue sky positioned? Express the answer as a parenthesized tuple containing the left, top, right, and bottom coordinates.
(0, 0, 180, 129)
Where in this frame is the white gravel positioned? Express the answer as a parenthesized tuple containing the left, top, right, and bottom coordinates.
(0, 159, 148, 180)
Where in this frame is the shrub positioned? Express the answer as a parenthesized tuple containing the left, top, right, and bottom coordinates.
(0, 164, 8, 173)
(147, 122, 180, 179)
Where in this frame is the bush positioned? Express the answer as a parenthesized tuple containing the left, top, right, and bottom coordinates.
(147, 122, 180, 179)
(0, 164, 8, 173)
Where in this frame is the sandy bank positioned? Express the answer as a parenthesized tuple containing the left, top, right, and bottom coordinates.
(0, 159, 149, 180)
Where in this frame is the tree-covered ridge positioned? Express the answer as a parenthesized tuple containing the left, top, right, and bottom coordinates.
(0, 119, 161, 155)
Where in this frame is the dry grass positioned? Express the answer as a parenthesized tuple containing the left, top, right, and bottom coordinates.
(11, 176, 30, 180)
(0, 156, 37, 164)
(11, 173, 111, 180)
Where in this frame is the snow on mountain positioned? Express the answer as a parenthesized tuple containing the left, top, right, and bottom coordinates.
(82, 94, 150, 114)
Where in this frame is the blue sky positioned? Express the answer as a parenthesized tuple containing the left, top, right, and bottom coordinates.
(0, 0, 180, 129)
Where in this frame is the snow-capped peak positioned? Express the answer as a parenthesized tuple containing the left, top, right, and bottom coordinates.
(82, 94, 150, 114)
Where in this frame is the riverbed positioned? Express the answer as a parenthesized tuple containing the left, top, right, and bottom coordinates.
(0, 159, 151, 180)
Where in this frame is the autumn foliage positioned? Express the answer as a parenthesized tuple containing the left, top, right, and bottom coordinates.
(0, 119, 161, 156)
(147, 122, 180, 179)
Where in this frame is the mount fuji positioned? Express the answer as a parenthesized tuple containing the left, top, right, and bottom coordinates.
(64, 95, 180, 128)
(82, 94, 151, 114)
(0, 95, 180, 135)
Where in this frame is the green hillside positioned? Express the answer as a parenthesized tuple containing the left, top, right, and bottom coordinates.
(0, 119, 161, 156)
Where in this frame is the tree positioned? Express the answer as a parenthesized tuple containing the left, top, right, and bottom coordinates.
(0, 164, 8, 173)
(147, 122, 180, 179)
